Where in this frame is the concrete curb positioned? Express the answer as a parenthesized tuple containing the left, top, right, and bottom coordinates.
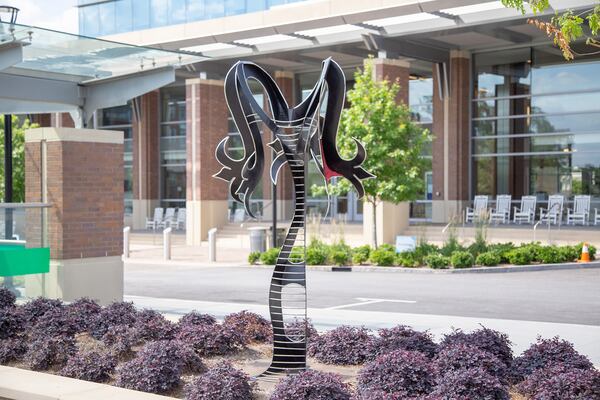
(0, 365, 175, 400)
(248, 261, 600, 274)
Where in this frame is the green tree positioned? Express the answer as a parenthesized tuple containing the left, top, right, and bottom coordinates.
(0, 115, 38, 202)
(502, 0, 600, 60)
(317, 61, 430, 247)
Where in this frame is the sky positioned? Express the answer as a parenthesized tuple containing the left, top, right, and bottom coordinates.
(2, 0, 78, 34)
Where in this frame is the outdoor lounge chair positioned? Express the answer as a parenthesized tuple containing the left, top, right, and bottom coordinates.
(595, 208, 600, 226)
(567, 195, 591, 225)
(513, 196, 536, 224)
(146, 207, 164, 230)
(490, 195, 511, 224)
(160, 207, 176, 228)
(465, 195, 489, 223)
(539, 194, 564, 225)
(174, 208, 186, 230)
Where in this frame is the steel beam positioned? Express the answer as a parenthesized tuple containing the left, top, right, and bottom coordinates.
(81, 66, 175, 125)
(363, 34, 449, 64)
(0, 42, 23, 72)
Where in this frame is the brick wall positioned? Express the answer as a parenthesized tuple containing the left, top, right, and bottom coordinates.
(186, 79, 228, 202)
(25, 132, 124, 259)
(132, 91, 160, 200)
(371, 59, 409, 104)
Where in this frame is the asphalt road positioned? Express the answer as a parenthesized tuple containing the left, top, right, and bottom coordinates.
(124, 264, 600, 326)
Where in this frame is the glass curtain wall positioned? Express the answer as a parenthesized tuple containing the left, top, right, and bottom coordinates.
(96, 105, 134, 215)
(409, 76, 433, 221)
(160, 85, 186, 209)
(79, 0, 308, 36)
(472, 45, 600, 211)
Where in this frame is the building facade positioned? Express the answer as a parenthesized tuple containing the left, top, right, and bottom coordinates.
(65, 0, 600, 240)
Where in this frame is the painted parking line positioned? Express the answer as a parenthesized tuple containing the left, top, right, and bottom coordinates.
(325, 297, 417, 310)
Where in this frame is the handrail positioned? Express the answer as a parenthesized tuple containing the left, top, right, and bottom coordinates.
(442, 221, 452, 233)
(0, 202, 51, 209)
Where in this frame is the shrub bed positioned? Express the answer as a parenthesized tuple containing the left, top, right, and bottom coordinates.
(248, 241, 594, 269)
(0, 293, 596, 400)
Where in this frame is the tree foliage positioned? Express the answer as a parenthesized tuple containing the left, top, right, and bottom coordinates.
(502, 0, 600, 60)
(0, 115, 38, 202)
(317, 61, 430, 246)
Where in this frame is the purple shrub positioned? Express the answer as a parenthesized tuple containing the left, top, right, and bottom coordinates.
(270, 370, 352, 400)
(173, 341, 206, 374)
(285, 318, 318, 341)
(30, 307, 79, 339)
(223, 310, 272, 343)
(0, 288, 16, 309)
(428, 367, 509, 400)
(184, 362, 254, 400)
(25, 336, 76, 371)
(0, 307, 25, 339)
(101, 324, 143, 356)
(308, 326, 374, 365)
(440, 327, 513, 366)
(0, 337, 27, 363)
(91, 301, 138, 339)
(60, 350, 117, 383)
(116, 341, 187, 394)
(511, 336, 593, 382)
(66, 298, 101, 332)
(178, 311, 217, 328)
(517, 362, 600, 400)
(19, 297, 63, 326)
(433, 343, 508, 384)
(176, 323, 245, 357)
(135, 309, 177, 341)
(357, 349, 435, 398)
(374, 325, 438, 359)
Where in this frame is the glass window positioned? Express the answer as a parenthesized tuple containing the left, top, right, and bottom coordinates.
(133, 0, 151, 29)
(205, 0, 225, 18)
(160, 85, 186, 204)
(409, 78, 433, 123)
(473, 48, 531, 99)
(80, 5, 100, 36)
(115, 0, 133, 33)
(268, 0, 286, 7)
(161, 86, 186, 122)
(98, 1, 116, 35)
(169, 0, 186, 24)
(187, 0, 205, 21)
(226, 0, 246, 15)
(247, 0, 267, 12)
(150, 0, 169, 27)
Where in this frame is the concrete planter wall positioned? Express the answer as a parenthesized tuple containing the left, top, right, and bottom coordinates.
(0, 366, 175, 400)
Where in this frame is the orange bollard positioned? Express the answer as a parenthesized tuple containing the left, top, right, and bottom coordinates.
(579, 243, 590, 263)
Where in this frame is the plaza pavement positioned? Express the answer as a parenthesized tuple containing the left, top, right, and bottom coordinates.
(124, 260, 600, 365)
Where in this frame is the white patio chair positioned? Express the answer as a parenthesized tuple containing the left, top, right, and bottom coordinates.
(567, 195, 591, 225)
(174, 208, 186, 230)
(539, 194, 564, 225)
(465, 195, 489, 223)
(159, 207, 176, 228)
(145, 207, 164, 230)
(490, 195, 511, 224)
(595, 207, 600, 226)
(513, 196, 536, 224)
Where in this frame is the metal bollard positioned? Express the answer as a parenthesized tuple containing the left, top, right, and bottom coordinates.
(163, 227, 172, 260)
(123, 226, 130, 258)
(208, 228, 217, 262)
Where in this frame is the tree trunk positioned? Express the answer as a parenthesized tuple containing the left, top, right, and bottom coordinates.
(371, 199, 378, 249)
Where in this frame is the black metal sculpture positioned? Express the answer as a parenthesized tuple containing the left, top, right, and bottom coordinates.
(214, 58, 373, 378)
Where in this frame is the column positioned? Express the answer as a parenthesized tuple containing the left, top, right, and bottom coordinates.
(131, 91, 160, 229)
(185, 78, 229, 245)
(362, 58, 411, 245)
(431, 51, 471, 222)
(431, 63, 447, 222)
(24, 127, 124, 304)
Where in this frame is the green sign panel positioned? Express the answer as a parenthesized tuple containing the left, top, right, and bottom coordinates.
(0, 244, 50, 276)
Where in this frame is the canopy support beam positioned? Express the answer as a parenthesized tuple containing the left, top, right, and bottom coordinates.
(0, 42, 23, 72)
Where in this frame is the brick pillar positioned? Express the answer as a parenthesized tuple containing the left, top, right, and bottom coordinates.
(50, 113, 75, 128)
(186, 78, 229, 245)
(131, 91, 160, 229)
(24, 127, 124, 304)
(431, 51, 471, 222)
(31, 114, 51, 127)
(362, 58, 411, 245)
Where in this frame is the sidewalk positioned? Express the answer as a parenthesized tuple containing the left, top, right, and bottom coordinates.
(125, 294, 600, 366)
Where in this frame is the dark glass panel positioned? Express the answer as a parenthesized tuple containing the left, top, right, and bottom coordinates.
(161, 165, 186, 200)
(99, 105, 132, 126)
(473, 48, 530, 99)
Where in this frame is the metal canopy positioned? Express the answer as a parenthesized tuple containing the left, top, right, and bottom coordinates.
(0, 22, 202, 127)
